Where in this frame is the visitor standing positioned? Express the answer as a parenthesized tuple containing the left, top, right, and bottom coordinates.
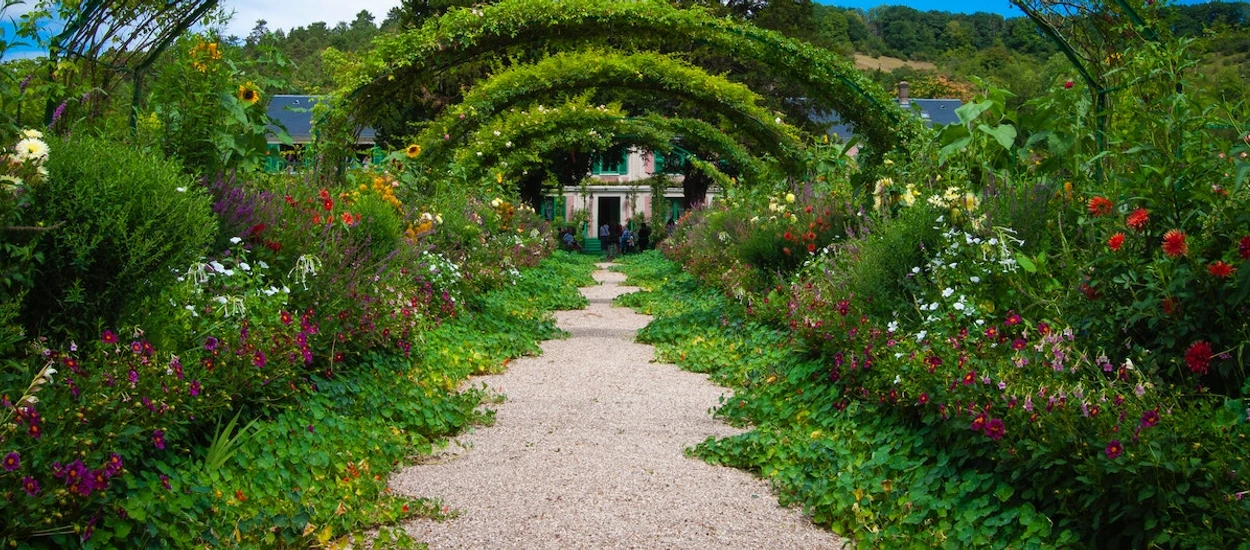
(599, 222, 611, 258)
(637, 222, 651, 251)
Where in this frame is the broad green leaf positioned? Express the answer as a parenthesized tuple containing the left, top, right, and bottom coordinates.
(1015, 253, 1037, 273)
(978, 123, 1017, 151)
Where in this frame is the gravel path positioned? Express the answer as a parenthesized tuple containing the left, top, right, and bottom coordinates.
(392, 263, 846, 549)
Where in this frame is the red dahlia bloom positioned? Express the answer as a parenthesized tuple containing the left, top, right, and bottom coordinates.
(1208, 261, 1236, 278)
(1087, 196, 1113, 216)
(1161, 229, 1187, 257)
(1126, 208, 1149, 231)
(1105, 439, 1124, 459)
(1185, 340, 1212, 375)
(1107, 232, 1125, 251)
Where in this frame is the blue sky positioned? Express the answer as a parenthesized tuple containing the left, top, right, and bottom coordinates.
(817, 0, 1021, 15)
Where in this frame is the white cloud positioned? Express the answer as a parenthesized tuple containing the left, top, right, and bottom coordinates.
(215, 0, 402, 40)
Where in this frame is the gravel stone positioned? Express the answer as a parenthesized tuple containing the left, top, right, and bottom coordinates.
(392, 264, 847, 549)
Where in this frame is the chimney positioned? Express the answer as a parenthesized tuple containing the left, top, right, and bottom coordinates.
(898, 81, 910, 108)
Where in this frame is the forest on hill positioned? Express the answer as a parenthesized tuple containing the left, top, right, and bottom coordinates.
(235, 0, 1249, 108)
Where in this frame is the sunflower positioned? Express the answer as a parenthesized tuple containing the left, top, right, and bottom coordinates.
(405, 144, 421, 158)
(238, 82, 260, 106)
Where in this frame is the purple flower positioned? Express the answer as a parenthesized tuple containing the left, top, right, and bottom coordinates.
(129, 341, 143, 354)
(985, 418, 1006, 440)
(160, 474, 171, 491)
(105, 453, 123, 476)
(3, 451, 19, 471)
(189, 380, 201, 397)
(50, 99, 68, 125)
(21, 476, 39, 496)
(252, 350, 266, 368)
(1105, 439, 1124, 459)
(204, 336, 219, 351)
(101, 330, 119, 344)
(152, 429, 166, 450)
(1140, 409, 1160, 429)
(19, 74, 32, 94)
(127, 370, 139, 386)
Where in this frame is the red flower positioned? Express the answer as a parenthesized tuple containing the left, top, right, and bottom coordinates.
(1161, 297, 1179, 316)
(1208, 261, 1236, 278)
(962, 371, 976, 386)
(1107, 232, 1125, 251)
(1185, 340, 1212, 375)
(1126, 208, 1149, 231)
(1012, 338, 1026, 350)
(917, 393, 929, 405)
(1004, 311, 1021, 326)
(1105, 439, 1124, 459)
(1161, 229, 1187, 257)
(985, 418, 1006, 440)
(806, 243, 816, 254)
(100, 330, 118, 344)
(1087, 196, 1113, 216)
(1240, 236, 1250, 260)
(280, 310, 293, 325)
(1064, 80, 1074, 89)
(783, 231, 793, 241)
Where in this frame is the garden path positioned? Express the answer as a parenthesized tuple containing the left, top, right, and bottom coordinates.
(391, 263, 845, 549)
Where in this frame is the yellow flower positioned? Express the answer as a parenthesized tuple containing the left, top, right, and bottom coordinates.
(785, 193, 796, 203)
(405, 144, 421, 158)
(496, 173, 503, 184)
(238, 82, 260, 106)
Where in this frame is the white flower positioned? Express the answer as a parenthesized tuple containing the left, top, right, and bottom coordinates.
(185, 305, 195, 311)
(239, 262, 250, 271)
(209, 260, 226, 272)
(953, 302, 966, 311)
(942, 287, 954, 298)
(215, 296, 228, 304)
(887, 320, 899, 333)
(970, 276, 981, 283)
(893, 375, 901, 385)
(44, 366, 57, 384)
(912, 267, 920, 274)
(505, 141, 513, 148)
(14, 138, 48, 162)
(21, 129, 43, 139)
(257, 261, 269, 269)
(916, 330, 928, 342)
(493, 130, 501, 136)
(229, 237, 242, 244)
(175, 187, 187, 193)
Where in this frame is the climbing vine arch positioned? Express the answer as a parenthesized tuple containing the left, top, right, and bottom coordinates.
(343, 0, 923, 163)
(407, 50, 803, 178)
(448, 102, 770, 187)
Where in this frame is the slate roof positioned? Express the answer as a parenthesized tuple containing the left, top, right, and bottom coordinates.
(266, 95, 377, 145)
(812, 98, 964, 142)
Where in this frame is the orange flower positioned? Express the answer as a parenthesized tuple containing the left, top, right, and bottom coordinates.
(1161, 229, 1187, 257)
(1087, 196, 1113, 216)
(1126, 208, 1149, 231)
(1208, 261, 1236, 278)
(1107, 232, 1125, 251)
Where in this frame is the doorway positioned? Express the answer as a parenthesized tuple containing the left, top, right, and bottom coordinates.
(598, 196, 620, 230)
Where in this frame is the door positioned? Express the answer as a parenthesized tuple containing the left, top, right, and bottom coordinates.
(598, 196, 620, 230)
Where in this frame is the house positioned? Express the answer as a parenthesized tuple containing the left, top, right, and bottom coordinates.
(818, 81, 964, 143)
(264, 95, 380, 171)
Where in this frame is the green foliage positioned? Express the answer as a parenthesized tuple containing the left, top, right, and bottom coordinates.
(847, 206, 940, 321)
(19, 135, 216, 338)
(351, 192, 404, 257)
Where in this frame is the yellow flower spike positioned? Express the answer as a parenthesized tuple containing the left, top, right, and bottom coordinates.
(496, 172, 503, 184)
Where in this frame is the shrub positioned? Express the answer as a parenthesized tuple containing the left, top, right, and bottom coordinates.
(19, 135, 216, 338)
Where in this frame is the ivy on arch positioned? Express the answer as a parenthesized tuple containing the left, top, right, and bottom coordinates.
(344, 0, 922, 160)
(444, 101, 771, 186)
(404, 49, 805, 177)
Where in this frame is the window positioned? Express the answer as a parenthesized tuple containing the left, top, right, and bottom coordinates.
(592, 147, 628, 175)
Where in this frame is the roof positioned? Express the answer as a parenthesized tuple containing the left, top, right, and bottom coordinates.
(811, 97, 964, 142)
(266, 95, 377, 145)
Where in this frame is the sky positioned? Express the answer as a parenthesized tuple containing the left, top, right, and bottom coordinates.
(213, 0, 1034, 38)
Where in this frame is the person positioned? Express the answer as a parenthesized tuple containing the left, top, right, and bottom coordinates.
(620, 225, 634, 254)
(608, 223, 621, 260)
(562, 228, 581, 251)
(598, 222, 611, 257)
(637, 222, 651, 251)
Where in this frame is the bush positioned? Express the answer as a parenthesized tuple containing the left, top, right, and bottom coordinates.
(19, 135, 216, 338)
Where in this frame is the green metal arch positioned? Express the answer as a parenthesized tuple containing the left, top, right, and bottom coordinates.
(346, 0, 920, 160)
